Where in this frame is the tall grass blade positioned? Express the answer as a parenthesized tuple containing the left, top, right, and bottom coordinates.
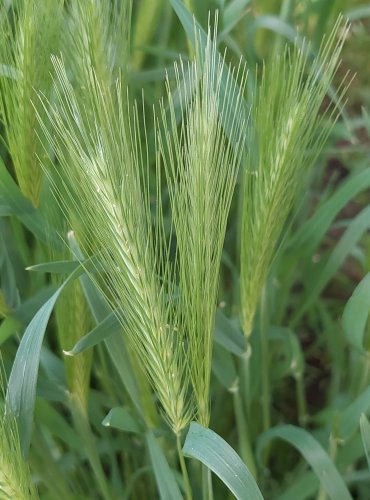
(6, 266, 85, 456)
(342, 273, 370, 353)
(360, 413, 370, 471)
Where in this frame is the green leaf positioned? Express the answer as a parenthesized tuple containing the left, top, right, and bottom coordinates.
(212, 343, 238, 391)
(68, 234, 145, 420)
(214, 310, 246, 356)
(277, 471, 318, 500)
(293, 205, 370, 322)
(340, 386, 370, 439)
(269, 327, 304, 379)
(288, 168, 370, 254)
(360, 413, 370, 471)
(146, 431, 182, 500)
(0, 220, 19, 309)
(183, 422, 263, 500)
(27, 260, 81, 274)
(64, 308, 121, 355)
(0, 316, 21, 346)
(346, 6, 370, 21)
(221, 0, 250, 37)
(257, 425, 352, 500)
(6, 265, 83, 457)
(102, 407, 143, 434)
(27, 256, 104, 275)
(342, 273, 370, 352)
(0, 158, 61, 247)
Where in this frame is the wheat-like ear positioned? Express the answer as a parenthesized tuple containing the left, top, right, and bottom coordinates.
(158, 24, 248, 426)
(240, 17, 349, 337)
(63, 0, 131, 95)
(0, 369, 37, 499)
(0, 0, 63, 206)
(37, 57, 193, 434)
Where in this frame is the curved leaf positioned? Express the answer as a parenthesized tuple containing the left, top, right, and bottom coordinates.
(64, 308, 121, 356)
(183, 422, 263, 500)
(6, 266, 83, 457)
(343, 273, 370, 352)
(102, 407, 143, 434)
(360, 413, 370, 471)
(257, 425, 352, 500)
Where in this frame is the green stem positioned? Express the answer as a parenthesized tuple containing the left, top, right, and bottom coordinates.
(260, 288, 271, 432)
(241, 343, 253, 415)
(233, 388, 257, 478)
(176, 434, 193, 500)
(316, 435, 337, 500)
(357, 354, 370, 396)
(295, 374, 308, 426)
(70, 397, 113, 500)
(275, 0, 295, 51)
(202, 464, 213, 500)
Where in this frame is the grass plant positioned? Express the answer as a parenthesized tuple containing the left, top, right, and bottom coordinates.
(1, 1, 370, 499)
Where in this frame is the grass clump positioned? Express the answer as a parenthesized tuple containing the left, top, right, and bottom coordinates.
(2, 1, 369, 498)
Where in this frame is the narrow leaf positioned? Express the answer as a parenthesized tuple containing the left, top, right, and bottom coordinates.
(6, 266, 83, 456)
(360, 413, 370, 471)
(64, 308, 121, 355)
(340, 386, 370, 439)
(0, 158, 60, 247)
(343, 273, 370, 352)
(214, 310, 246, 356)
(146, 431, 182, 500)
(102, 407, 143, 434)
(257, 425, 352, 500)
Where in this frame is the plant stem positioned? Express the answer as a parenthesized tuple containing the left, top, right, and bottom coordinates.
(202, 464, 213, 500)
(295, 374, 308, 426)
(241, 342, 253, 414)
(176, 434, 193, 500)
(260, 287, 271, 432)
(316, 434, 338, 500)
(233, 388, 257, 478)
(357, 353, 370, 396)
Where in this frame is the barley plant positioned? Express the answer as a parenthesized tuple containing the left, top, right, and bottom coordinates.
(1, 0, 370, 499)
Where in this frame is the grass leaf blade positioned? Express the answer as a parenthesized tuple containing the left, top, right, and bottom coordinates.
(183, 422, 263, 500)
(6, 267, 83, 457)
(257, 425, 352, 500)
(146, 431, 182, 500)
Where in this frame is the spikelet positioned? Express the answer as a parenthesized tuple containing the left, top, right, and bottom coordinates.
(37, 57, 192, 434)
(0, 0, 63, 206)
(0, 368, 37, 499)
(240, 18, 349, 337)
(158, 24, 248, 425)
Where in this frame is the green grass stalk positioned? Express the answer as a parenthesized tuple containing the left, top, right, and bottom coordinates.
(233, 388, 257, 478)
(260, 287, 271, 432)
(176, 434, 193, 500)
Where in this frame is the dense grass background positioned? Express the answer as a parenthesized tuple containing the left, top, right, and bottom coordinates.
(1, 1, 370, 499)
